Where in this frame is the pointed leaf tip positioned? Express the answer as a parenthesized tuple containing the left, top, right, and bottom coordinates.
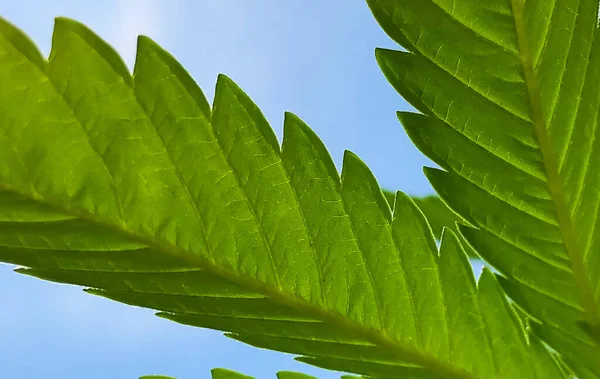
(0, 16, 45, 71)
(13, 267, 28, 275)
(211, 368, 255, 379)
(282, 111, 340, 184)
(52, 16, 131, 85)
(216, 73, 237, 93)
(277, 371, 318, 379)
(214, 73, 280, 152)
(136, 35, 156, 52)
(341, 150, 371, 185)
(133, 34, 211, 119)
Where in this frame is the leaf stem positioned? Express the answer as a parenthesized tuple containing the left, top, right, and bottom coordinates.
(510, 0, 600, 340)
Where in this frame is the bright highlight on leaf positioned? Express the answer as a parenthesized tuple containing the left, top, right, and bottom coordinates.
(0, 13, 571, 379)
(368, 0, 600, 376)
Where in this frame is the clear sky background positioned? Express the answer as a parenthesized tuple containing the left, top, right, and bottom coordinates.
(0, 1, 444, 378)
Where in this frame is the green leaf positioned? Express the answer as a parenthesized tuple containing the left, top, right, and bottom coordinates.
(209, 369, 321, 379)
(412, 196, 467, 240)
(277, 372, 319, 379)
(212, 368, 255, 379)
(385, 191, 475, 257)
(0, 16, 565, 379)
(384, 191, 468, 240)
(369, 0, 600, 374)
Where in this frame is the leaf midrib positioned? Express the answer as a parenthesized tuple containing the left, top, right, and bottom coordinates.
(510, 0, 600, 338)
(0, 182, 476, 379)
(0, 30, 476, 376)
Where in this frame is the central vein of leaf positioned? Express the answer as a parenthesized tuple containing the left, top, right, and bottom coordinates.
(510, 0, 600, 336)
(0, 176, 477, 379)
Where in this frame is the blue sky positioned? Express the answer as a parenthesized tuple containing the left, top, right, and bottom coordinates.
(0, 1, 445, 378)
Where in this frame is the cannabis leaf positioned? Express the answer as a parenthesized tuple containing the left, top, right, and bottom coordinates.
(412, 195, 468, 240)
(210, 368, 318, 379)
(211, 369, 254, 379)
(0, 16, 565, 378)
(369, 0, 600, 375)
(387, 192, 468, 240)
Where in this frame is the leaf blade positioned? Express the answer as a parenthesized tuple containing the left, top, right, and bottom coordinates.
(369, 0, 600, 373)
(0, 16, 567, 379)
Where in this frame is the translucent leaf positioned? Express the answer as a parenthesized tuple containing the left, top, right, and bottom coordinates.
(369, 0, 600, 374)
(384, 191, 468, 240)
(0, 16, 566, 379)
